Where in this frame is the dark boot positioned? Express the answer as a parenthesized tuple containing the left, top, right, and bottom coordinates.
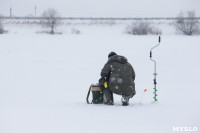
(103, 89, 114, 105)
(121, 96, 129, 106)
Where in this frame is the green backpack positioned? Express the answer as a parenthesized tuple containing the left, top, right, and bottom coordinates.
(86, 84, 103, 104)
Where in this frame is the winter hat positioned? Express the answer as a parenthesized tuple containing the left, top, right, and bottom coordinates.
(108, 52, 117, 58)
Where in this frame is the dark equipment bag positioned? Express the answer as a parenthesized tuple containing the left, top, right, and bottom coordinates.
(86, 84, 103, 104)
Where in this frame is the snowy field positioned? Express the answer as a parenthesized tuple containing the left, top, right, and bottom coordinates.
(0, 23, 200, 133)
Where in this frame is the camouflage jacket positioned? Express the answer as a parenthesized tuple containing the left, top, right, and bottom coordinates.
(101, 55, 136, 97)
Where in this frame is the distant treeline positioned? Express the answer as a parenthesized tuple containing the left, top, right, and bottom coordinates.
(1, 16, 200, 20)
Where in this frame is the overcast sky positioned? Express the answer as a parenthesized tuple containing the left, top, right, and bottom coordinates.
(0, 0, 200, 17)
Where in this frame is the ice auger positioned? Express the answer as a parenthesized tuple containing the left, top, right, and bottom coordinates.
(150, 36, 161, 101)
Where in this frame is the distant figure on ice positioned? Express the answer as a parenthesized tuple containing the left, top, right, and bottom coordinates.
(99, 52, 136, 106)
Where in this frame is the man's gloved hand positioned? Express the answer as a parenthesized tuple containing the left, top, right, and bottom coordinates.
(99, 77, 106, 86)
(99, 77, 106, 91)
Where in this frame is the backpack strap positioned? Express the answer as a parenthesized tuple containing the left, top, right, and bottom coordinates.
(86, 84, 93, 104)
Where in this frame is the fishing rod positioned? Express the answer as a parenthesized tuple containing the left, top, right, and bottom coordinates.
(150, 36, 161, 101)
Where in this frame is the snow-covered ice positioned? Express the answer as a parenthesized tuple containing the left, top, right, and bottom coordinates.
(0, 23, 199, 133)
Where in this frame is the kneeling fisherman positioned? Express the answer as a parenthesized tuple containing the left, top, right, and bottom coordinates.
(99, 52, 136, 106)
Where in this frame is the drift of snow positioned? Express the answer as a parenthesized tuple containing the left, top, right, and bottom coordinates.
(0, 23, 199, 133)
